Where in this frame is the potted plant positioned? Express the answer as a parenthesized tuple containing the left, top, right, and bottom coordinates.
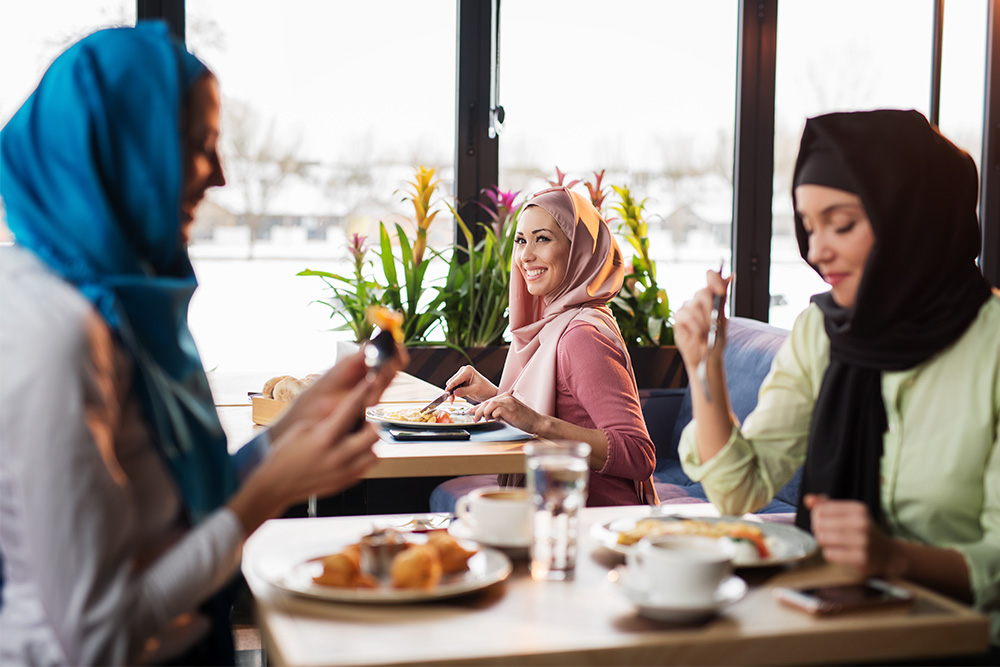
(301, 167, 517, 387)
(298, 232, 384, 342)
(606, 183, 685, 388)
(377, 165, 448, 344)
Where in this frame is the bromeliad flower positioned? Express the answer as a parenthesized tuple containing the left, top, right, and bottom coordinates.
(548, 166, 580, 190)
(479, 185, 523, 239)
(584, 170, 609, 218)
(348, 233, 368, 265)
(402, 165, 442, 267)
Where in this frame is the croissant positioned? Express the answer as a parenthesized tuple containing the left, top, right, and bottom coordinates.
(390, 544, 442, 590)
(426, 531, 477, 573)
(312, 551, 376, 589)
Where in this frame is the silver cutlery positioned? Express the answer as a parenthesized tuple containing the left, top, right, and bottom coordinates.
(696, 263, 725, 403)
(419, 380, 471, 414)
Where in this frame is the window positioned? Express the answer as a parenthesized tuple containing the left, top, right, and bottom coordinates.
(498, 0, 739, 312)
(0, 0, 135, 239)
(769, 0, 987, 327)
(185, 1, 457, 372)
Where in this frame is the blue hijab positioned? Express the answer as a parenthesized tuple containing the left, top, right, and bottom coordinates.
(0, 23, 235, 522)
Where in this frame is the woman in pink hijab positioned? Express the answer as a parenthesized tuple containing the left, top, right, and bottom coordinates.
(447, 187, 658, 506)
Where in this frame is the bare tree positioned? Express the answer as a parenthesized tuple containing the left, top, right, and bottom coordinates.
(221, 98, 307, 258)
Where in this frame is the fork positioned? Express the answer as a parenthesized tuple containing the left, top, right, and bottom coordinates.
(696, 263, 725, 403)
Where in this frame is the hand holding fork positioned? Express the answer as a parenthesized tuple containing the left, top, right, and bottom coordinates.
(695, 263, 727, 403)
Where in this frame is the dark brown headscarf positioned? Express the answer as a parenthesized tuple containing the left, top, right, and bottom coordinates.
(791, 110, 991, 531)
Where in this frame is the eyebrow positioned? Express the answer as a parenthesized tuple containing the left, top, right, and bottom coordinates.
(798, 202, 862, 218)
(515, 228, 554, 236)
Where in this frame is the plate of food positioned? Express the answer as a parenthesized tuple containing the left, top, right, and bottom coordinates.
(259, 529, 512, 603)
(590, 514, 818, 568)
(366, 403, 498, 429)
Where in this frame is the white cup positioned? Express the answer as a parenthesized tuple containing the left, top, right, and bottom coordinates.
(455, 487, 532, 546)
(625, 535, 734, 605)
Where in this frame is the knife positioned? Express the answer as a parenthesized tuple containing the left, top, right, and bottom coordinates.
(419, 380, 471, 414)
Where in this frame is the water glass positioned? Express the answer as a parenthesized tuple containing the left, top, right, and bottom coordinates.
(524, 440, 590, 581)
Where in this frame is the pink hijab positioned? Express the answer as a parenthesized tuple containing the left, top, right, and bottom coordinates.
(498, 187, 633, 415)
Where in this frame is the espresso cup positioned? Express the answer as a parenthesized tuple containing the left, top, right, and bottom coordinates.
(455, 487, 532, 546)
(625, 535, 734, 605)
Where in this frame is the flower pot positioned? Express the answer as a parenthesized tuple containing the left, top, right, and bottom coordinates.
(627, 345, 688, 389)
(404, 346, 509, 389)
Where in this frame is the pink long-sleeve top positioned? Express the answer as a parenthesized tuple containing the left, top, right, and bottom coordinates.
(554, 320, 657, 506)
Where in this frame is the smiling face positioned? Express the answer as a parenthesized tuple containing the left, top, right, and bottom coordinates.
(513, 205, 571, 298)
(179, 74, 225, 245)
(795, 184, 876, 309)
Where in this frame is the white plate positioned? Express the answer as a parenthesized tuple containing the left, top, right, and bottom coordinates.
(366, 404, 500, 430)
(590, 514, 817, 568)
(259, 539, 512, 603)
(448, 517, 531, 556)
(611, 566, 747, 623)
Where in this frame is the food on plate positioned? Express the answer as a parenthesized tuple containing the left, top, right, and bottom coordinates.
(312, 550, 377, 589)
(311, 528, 478, 590)
(359, 528, 410, 580)
(378, 406, 476, 425)
(426, 531, 478, 573)
(617, 518, 772, 559)
(390, 543, 443, 590)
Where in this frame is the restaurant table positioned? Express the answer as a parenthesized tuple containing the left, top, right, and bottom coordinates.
(241, 504, 990, 666)
(208, 370, 531, 480)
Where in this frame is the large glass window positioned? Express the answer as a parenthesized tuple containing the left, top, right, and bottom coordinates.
(770, 0, 987, 328)
(0, 0, 135, 240)
(498, 0, 739, 316)
(185, 1, 457, 373)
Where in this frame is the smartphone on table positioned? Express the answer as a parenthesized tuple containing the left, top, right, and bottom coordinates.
(388, 429, 470, 441)
(773, 578, 914, 615)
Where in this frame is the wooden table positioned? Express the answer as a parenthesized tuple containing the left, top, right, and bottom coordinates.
(209, 371, 530, 480)
(242, 505, 990, 666)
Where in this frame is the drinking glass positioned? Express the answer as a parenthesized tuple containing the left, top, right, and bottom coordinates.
(524, 440, 590, 581)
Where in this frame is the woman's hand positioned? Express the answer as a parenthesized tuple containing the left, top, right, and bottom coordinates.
(805, 494, 902, 578)
(472, 391, 546, 434)
(269, 346, 406, 444)
(445, 365, 498, 403)
(228, 347, 405, 535)
(674, 269, 731, 371)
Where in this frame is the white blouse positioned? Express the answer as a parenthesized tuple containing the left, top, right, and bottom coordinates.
(0, 247, 254, 665)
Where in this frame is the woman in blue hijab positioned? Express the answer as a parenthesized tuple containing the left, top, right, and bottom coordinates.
(0, 23, 400, 665)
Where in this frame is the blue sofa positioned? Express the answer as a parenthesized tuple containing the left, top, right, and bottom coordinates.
(430, 316, 801, 515)
(647, 316, 801, 513)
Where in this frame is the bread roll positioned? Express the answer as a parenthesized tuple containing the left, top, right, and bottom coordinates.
(303, 373, 321, 385)
(262, 375, 293, 398)
(273, 377, 307, 402)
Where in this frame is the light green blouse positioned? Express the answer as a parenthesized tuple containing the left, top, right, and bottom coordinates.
(680, 296, 1000, 643)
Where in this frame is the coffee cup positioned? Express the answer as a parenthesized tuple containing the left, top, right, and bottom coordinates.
(454, 487, 532, 546)
(625, 535, 734, 605)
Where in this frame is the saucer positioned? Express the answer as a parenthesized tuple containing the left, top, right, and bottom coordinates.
(447, 518, 531, 556)
(610, 566, 748, 623)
